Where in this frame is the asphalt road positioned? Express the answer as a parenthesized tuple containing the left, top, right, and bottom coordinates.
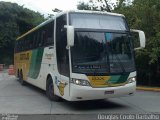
(0, 72, 160, 119)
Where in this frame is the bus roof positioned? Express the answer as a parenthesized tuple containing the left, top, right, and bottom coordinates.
(16, 10, 124, 40)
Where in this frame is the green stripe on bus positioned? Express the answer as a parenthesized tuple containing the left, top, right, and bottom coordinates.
(28, 47, 44, 79)
(108, 74, 129, 84)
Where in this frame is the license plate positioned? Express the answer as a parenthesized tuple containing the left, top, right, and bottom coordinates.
(104, 90, 114, 94)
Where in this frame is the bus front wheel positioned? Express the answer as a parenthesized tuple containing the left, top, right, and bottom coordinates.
(46, 77, 61, 101)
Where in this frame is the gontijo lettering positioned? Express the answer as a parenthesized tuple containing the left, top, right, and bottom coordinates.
(20, 53, 29, 60)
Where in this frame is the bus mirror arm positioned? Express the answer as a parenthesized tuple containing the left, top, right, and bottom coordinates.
(130, 29, 146, 50)
(64, 25, 75, 49)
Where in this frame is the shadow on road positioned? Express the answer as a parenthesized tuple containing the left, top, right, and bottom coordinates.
(18, 80, 47, 96)
(62, 99, 128, 111)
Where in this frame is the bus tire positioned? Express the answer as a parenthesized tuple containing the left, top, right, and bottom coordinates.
(17, 70, 20, 81)
(46, 77, 61, 101)
(19, 70, 26, 85)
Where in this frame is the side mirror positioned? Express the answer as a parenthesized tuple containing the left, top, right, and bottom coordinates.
(64, 25, 74, 49)
(130, 29, 146, 50)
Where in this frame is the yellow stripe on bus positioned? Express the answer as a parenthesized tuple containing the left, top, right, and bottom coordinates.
(87, 76, 110, 87)
(14, 51, 32, 80)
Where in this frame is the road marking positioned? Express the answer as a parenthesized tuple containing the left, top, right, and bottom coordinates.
(137, 87, 160, 92)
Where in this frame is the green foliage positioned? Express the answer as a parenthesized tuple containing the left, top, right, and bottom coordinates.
(115, 0, 160, 86)
(77, 0, 112, 12)
(77, 2, 91, 10)
(0, 2, 44, 65)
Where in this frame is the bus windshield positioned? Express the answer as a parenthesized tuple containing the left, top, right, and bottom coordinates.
(71, 31, 135, 74)
(70, 13, 129, 31)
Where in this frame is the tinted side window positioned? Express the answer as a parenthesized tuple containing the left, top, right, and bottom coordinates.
(15, 20, 54, 53)
(29, 33, 34, 49)
(14, 41, 17, 53)
(46, 21, 54, 46)
(56, 14, 69, 76)
(39, 29, 44, 47)
(34, 31, 40, 48)
(20, 40, 23, 51)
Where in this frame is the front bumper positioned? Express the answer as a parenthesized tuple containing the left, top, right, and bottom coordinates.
(67, 82, 136, 101)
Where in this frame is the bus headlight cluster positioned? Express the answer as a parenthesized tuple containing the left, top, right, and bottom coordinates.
(128, 77, 136, 83)
(71, 78, 90, 86)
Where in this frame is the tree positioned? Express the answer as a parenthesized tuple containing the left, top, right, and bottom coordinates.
(115, 0, 160, 86)
(77, 0, 112, 12)
(0, 2, 44, 65)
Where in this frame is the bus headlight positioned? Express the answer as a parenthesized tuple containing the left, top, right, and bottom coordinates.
(71, 78, 90, 86)
(128, 77, 136, 83)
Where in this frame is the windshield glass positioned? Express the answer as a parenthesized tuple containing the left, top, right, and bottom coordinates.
(70, 13, 128, 31)
(71, 31, 135, 74)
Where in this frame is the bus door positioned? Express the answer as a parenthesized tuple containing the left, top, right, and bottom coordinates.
(56, 14, 70, 98)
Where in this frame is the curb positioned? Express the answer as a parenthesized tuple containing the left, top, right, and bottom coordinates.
(136, 87, 160, 92)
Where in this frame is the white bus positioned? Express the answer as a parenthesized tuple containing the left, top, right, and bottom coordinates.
(14, 10, 145, 101)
